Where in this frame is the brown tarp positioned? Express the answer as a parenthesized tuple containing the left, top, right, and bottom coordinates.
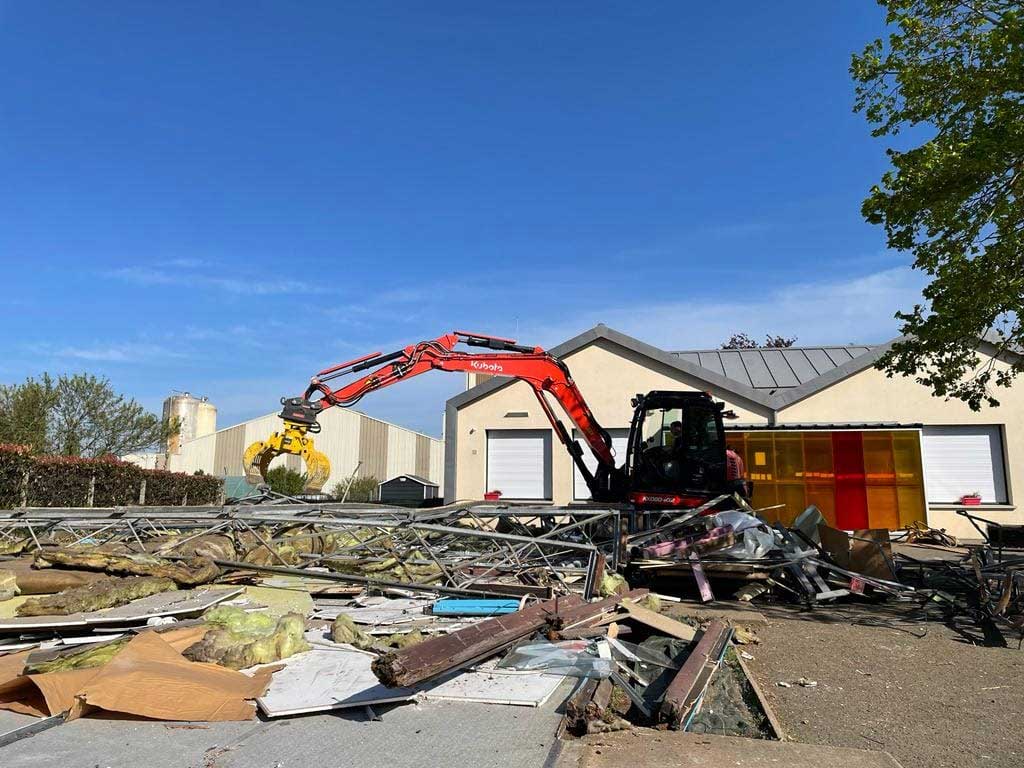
(0, 626, 274, 721)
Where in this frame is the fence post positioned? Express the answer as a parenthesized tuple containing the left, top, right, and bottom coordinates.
(138, 478, 146, 506)
(87, 474, 96, 508)
(20, 468, 29, 508)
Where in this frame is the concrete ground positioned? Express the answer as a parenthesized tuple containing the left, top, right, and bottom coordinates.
(0, 684, 572, 768)
(564, 730, 901, 767)
(741, 601, 1024, 768)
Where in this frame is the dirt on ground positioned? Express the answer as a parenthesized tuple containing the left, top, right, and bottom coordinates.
(741, 601, 1024, 768)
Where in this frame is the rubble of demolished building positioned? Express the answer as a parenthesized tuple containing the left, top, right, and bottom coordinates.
(0, 489, 1021, 750)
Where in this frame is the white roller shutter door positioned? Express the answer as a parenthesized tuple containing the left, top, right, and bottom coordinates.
(574, 429, 630, 500)
(921, 426, 1007, 504)
(486, 430, 551, 500)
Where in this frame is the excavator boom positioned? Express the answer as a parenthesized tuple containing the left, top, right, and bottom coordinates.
(244, 331, 625, 498)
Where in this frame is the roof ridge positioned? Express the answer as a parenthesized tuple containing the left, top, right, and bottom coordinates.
(672, 343, 876, 354)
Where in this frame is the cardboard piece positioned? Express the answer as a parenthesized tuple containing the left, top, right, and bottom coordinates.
(0, 627, 273, 721)
(818, 525, 896, 581)
(620, 600, 697, 642)
(0, 649, 48, 716)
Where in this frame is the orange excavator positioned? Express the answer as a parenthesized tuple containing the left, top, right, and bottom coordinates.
(244, 330, 737, 508)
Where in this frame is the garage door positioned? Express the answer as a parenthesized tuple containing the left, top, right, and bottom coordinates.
(921, 426, 1007, 504)
(574, 429, 630, 500)
(486, 430, 551, 500)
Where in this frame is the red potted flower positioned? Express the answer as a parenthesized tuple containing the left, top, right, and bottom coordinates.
(960, 492, 982, 506)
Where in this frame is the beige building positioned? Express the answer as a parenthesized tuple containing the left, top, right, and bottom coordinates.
(444, 325, 1022, 539)
(169, 405, 443, 496)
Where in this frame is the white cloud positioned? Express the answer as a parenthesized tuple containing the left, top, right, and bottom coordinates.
(524, 266, 927, 350)
(39, 342, 189, 363)
(107, 266, 330, 296)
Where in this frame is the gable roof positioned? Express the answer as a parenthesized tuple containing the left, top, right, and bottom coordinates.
(447, 324, 902, 415)
(671, 345, 877, 390)
(447, 324, 778, 414)
(380, 473, 437, 486)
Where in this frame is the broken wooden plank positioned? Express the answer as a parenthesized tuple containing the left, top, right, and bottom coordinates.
(659, 619, 731, 729)
(554, 589, 649, 630)
(733, 647, 786, 741)
(620, 599, 696, 641)
(371, 594, 584, 688)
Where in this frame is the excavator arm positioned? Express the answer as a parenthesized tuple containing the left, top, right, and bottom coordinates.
(244, 331, 625, 498)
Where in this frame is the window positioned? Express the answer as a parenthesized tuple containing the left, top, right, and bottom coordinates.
(921, 426, 1007, 504)
(486, 430, 552, 500)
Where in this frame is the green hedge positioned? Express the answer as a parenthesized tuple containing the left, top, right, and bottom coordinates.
(0, 444, 32, 507)
(0, 445, 222, 507)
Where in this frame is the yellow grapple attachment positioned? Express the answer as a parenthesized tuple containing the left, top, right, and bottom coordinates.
(243, 420, 331, 493)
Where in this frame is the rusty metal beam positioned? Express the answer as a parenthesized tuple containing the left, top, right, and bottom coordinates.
(372, 594, 585, 688)
(658, 619, 731, 729)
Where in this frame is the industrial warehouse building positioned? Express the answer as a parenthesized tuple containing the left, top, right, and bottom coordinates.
(165, 404, 444, 495)
(444, 325, 1022, 539)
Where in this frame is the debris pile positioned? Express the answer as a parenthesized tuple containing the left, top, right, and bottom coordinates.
(0, 495, 1019, 749)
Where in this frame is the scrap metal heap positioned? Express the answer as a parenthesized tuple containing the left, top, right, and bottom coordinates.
(0, 497, 1021, 740)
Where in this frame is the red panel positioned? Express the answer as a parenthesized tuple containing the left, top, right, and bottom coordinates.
(832, 432, 868, 530)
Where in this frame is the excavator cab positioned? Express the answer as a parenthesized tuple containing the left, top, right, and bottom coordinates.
(624, 391, 729, 507)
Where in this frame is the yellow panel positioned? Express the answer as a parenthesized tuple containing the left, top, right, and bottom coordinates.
(750, 481, 779, 521)
(777, 483, 807, 525)
(892, 431, 924, 484)
(806, 485, 836, 527)
(774, 435, 804, 482)
(802, 433, 834, 482)
(897, 486, 927, 528)
(863, 432, 895, 484)
(867, 486, 900, 529)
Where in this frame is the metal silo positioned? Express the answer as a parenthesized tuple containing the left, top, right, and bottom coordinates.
(163, 392, 218, 455)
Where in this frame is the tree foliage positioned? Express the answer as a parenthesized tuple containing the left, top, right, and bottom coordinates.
(720, 333, 798, 350)
(329, 475, 379, 502)
(852, 1, 1024, 409)
(0, 374, 178, 457)
(264, 466, 308, 496)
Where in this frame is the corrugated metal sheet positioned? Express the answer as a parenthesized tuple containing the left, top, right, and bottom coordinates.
(312, 408, 362, 490)
(668, 345, 876, 391)
(213, 424, 246, 477)
(386, 425, 416, 481)
(415, 434, 431, 479)
(358, 417, 388, 481)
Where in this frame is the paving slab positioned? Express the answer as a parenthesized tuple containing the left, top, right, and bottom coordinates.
(569, 730, 902, 767)
(0, 681, 574, 768)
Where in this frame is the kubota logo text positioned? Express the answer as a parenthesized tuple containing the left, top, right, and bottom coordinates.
(471, 361, 504, 373)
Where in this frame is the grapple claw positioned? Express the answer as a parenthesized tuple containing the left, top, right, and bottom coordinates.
(242, 420, 332, 493)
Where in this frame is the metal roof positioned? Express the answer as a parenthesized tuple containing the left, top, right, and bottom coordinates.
(670, 346, 877, 390)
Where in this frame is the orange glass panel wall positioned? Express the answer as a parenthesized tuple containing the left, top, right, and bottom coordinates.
(725, 430, 926, 530)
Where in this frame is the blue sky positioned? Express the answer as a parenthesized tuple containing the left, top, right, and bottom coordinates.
(0, 3, 922, 436)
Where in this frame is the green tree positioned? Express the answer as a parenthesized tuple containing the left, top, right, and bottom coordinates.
(721, 333, 798, 350)
(852, 2, 1023, 409)
(264, 466, 308, 496)
(0, 373, 56, 451)
(329, 475, 379, 502)
(0, 373, 178, 456)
